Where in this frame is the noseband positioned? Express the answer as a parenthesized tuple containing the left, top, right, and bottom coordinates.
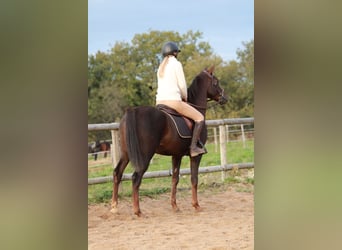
(202, 70, 225, 102)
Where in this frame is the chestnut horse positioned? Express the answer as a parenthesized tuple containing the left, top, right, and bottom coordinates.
(88, 141, 111, 161)
(111, 66, 227, 216)
(94, 141, 110, 161)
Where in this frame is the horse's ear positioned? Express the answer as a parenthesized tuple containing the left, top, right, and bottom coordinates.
(207, 65, 215, 74)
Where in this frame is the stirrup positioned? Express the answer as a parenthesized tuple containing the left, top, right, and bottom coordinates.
(190, 147, 207, 157)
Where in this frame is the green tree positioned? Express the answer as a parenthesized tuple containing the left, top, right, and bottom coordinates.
(220, 40, 254, 118)
(88, 30, 213, 122)
(236, 39, 254, 117)
(88, 31, 254, 141)
(237, 40, 254, 85)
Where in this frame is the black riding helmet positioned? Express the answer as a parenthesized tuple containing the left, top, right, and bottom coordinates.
(162, 41, 181, 57)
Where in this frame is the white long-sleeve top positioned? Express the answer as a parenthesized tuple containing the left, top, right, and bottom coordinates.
(156, 56, 188, 101)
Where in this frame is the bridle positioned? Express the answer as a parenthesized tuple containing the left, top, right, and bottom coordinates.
(202, 70, 226, 104)
(189, 70, 226, 110)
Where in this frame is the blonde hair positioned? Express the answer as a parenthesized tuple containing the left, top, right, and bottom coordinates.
(157, 56, 170, 78)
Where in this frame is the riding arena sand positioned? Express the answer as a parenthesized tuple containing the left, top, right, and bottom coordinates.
(88, 182, 254, 250)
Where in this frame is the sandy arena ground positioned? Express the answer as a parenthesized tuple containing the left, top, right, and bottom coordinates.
(88, 184, 254, 250)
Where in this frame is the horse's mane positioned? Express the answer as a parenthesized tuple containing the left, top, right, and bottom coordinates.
(187, 72, 207, 106)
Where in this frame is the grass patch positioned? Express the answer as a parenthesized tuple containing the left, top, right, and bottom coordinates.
(88, 182, 113, 203)
(224, 176, 242, 184)
(139, 187, 170, 198)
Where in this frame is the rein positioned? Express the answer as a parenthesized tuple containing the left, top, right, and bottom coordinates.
(188, 99, 220, 111)
(188, 102, 206, 111)
(189, 99, 224, 115)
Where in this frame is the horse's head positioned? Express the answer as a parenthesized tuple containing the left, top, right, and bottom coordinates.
(203, 66, 228, 105)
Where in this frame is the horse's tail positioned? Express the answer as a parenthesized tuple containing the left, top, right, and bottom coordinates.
(125, 108, 145, 170)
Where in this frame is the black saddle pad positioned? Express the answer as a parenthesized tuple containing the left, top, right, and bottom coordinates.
(156, 104, 193, 138)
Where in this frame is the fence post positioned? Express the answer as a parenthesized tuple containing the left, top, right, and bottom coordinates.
(241, 124, 246, 148)
(213, 127, 218, 153)
(111, 130, 120, 168)
(219, 125, 227, 181)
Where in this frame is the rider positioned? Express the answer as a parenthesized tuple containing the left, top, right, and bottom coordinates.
(156, 41, 206, 157)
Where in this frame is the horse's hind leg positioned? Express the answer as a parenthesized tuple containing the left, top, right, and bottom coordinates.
(171, 155, 182, 212)
(111, 154, 129, 214)
(132, 169, 146, 217)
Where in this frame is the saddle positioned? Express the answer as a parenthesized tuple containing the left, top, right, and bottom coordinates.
(156, 104, 194, 138)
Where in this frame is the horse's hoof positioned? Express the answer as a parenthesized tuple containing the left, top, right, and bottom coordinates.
(135, 211, 148, 218)
(194, 206, 203, 212)
(134, 210, 142, 217)
(172, 206, 180, 213)
(192, 203, 203, 212)
(110, 207, 118, 214)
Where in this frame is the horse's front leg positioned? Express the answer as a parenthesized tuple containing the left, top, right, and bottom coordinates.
(171, 155, 182, 212)
(190, 156, 202, 211)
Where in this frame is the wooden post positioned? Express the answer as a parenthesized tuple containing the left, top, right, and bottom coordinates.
(111, 130, 120, 168)
(213, 127, 218, 153)
(241, 124, 246, 148)
(219, 125, 227, 181)
(226, 125, 229, 142)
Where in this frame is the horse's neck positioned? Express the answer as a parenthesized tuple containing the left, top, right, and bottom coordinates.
(188, 96, 207, 117)
(187, 76, 208, 116)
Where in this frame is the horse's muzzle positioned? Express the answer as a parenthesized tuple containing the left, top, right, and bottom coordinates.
(218, 95, 228, 105)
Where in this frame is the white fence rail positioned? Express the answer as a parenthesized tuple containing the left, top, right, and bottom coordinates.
(88, 163, 254, 185)
(88, 117, 254, 185)
(88, 117, 254, 131)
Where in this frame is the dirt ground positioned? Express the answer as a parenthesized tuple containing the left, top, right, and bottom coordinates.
(88, 184, 254, 250)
